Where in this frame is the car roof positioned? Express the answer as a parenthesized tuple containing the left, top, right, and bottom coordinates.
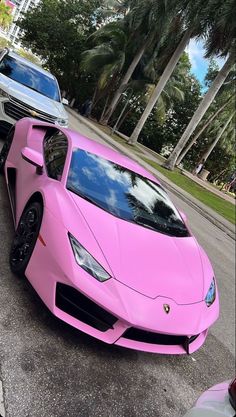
(8, 50, 55, 80)
(66, 128, 160, 184)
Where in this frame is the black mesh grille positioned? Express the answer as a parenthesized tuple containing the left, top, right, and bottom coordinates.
(56, 283, 117, 332)
(4, 97, 57, 123)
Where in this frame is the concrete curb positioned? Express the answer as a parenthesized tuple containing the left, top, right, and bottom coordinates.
(0, 379, 6, 417)
(67, 108, 235, 240)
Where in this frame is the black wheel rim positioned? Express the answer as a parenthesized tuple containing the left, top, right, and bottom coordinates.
(10, 207, 39, 267)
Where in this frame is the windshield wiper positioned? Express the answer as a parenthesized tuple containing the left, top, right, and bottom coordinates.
(133, 215, 158, 231)
(134, 215, 189, 236)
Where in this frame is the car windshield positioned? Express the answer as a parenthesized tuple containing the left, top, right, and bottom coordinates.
(0, 55, 60, 101)
(67, 149, 190, 238)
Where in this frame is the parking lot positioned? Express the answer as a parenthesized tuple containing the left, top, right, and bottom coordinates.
(0, 113, 235, 417)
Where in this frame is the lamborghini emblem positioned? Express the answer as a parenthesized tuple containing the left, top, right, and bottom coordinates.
(163, 304, 170, 314)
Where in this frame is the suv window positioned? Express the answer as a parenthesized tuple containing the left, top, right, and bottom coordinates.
(0, 55, 60, 101)
(44, 130, 68, 180)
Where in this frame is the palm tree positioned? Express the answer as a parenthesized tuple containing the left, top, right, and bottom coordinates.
(143, 55, 187, 121)
(164, 52, 235, 169)
(164, 0, 236, 170)
(196, 111, 235, 165)
(125, 0, 210, 145)
(128, 27, 192, 144)
(0, 0, 12, 30)
(111, 51, 187, 132)
(101, 0, 181, 124)
(99, 0, 129, 17)
(80, 22, 127, 104)
(176, 93, 235, 164)
(127, 0, 236, 147)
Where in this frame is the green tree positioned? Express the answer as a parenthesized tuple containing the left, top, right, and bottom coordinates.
(115, 54, 201, 155)
(80, 22, 127, 109)
(101, 0, 182, 124)
(164, 0, 236, 170)
(176, 94, 234, 164)
(181, 91, 235, 179)
(177, 59, 235, 164)
(0, 35, 12, 48)
(199, 111, 235, 164)
(128, 0, 235, 147)
(18, 0, 102, 96)
(0, 0, 12, 30)
(18, 48, 41, 65)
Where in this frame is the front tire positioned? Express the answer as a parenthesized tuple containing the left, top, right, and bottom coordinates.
(10, 202, 43, 277)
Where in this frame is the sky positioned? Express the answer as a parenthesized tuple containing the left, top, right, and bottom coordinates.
(186, 38, 226, 87)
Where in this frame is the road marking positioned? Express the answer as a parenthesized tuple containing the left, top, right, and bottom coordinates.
(0, 380, 5, 417)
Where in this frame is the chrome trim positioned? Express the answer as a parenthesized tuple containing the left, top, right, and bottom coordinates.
(4, 95, 58, 123)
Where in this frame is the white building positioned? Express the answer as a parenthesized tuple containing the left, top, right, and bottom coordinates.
(5, 0, 40, 45)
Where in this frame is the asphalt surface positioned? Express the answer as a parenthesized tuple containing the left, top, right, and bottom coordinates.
(0, 113, 235, 417)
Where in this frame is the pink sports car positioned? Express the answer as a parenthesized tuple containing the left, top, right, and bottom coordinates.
(0, 118, 219, 354)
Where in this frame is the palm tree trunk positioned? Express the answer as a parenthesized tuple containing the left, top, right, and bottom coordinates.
(128, 28, 193, 145)
(176, 94, 234, 165)
(99, 95, 110, 122)
(198, 111, 235, 163)
(101, 41, 148, 124)
(164, 52, 235, 170)
(92, 85, 98, 104)
(117, 108, 132, 130)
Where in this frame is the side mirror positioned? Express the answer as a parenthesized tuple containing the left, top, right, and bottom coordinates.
(21, 147, 44, 175)
(62, 97, 69, 106)
(179, 210, 187, 223)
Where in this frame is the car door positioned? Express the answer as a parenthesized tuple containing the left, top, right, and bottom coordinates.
(15, 128, 69, 225)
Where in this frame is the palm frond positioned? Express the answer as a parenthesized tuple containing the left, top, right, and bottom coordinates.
(155, 95, 167, 124)
(98, 51, 126, 89)
(88, 21, 127, 49)
(80, 45, 115, 72)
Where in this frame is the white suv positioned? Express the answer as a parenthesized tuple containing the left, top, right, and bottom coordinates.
(0, 48, 68, 135)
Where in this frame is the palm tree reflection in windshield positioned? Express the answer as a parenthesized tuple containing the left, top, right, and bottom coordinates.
(67, 149, 189, 237)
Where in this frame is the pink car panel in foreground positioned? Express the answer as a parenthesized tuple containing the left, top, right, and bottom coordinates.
(183, 379, 236, 417)
(1, 118, 220, 354)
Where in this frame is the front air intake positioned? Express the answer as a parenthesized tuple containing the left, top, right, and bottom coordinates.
(56, 283, 117, 332)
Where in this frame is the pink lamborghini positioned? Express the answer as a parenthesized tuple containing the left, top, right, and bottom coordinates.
(0, 118, 219, 354)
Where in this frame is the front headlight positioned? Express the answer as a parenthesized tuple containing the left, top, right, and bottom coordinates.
(56, 118, 68, 127)
(69, 233, 111, 282)
(0, 88, 9, 98)
(205, 278, 216, 307)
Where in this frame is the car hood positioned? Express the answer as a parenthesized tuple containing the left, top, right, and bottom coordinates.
(0, 75, 67, 119)
(71, 195, 205, 304)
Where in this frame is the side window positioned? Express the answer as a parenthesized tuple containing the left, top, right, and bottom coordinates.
(44, 130, 68, 180)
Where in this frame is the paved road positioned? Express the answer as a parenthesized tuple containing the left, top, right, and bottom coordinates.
(0, 114, 235, 417)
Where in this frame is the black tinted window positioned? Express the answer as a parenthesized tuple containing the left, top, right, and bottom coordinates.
(0, 55, 60, 101)
(67, 149, 189, 237)
(44, 131, 68, 180)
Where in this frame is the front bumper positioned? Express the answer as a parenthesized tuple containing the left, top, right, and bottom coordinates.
(25, 208, 219, 356)
(0, 98, 15, 133)
(54, 282, 215, 355)
(0, 96, 68, 130)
